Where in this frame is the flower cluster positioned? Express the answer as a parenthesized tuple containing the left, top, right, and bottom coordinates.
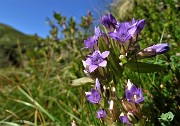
(82, 13, 170, 125)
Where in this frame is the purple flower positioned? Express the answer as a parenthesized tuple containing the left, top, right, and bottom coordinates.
(125, 80, 144, 103)
(84, 36, 98, 50)
(83, 50, 110, 73)
(85, 89, 101, 104)
(120, 113, 132, 126)
(100, 13, 117, 32)
(94, 26, 104, 39)
(130, 18, 146, 34)
(97, 109, 106, 119)
(109, 18, 145, 43)
(108, 22, 132, 43)
(84, 26, 104, 51)
(136, 43, 170, 59)
(144, 43, 170, 55)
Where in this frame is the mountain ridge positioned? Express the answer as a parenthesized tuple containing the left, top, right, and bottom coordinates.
(0, 23, 37, 67)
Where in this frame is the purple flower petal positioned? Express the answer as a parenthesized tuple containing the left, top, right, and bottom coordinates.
(85, 58, 92, 65)
(150, 43, 170, 54)
(94, 26, 104, 38)
(130, 84, 138, 93)
(89, 65, 98, 73)
(136, 19, 146, 33)
(128, 25, 137, 36)
(131, 18, 146, 34)
(101, 51, 110, 58)
(84, 36, 97, 50)
(125, 90, 133, 100)
(132, 18, 136, 24)
(86, 89, 101, 104)
(98, 60, 107, 67)
(83, 50, 109, 73)
(97, 109, 106, 119)
(109, 22, 132, 42)
(136, 89, 144, 103)
(100, 13, 117, 32)
(120, 113, 132, 126)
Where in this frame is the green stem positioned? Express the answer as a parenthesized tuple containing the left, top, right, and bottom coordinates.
(87, 102, 98, 126)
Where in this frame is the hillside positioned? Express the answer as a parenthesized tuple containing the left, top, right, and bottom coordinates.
(0, 23, 37, 67)
(0, 23, 36, 46)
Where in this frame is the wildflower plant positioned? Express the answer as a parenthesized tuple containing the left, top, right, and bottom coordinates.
(76, 13, 170, 125)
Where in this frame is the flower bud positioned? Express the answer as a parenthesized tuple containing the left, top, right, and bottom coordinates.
(100, 13, 117, 32)
(111, 87, 116, 97)
(103, 86, 110, 100)
(136, 43, 170, 59)
(121, 99, 141, 114)
(119, 112, 132, 126)
(108, 100, 120, 122)
(127, 111, 140, 124)
(97, 109, 106, 119)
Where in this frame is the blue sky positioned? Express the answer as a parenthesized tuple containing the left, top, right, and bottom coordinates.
(0, 0, 112, 38)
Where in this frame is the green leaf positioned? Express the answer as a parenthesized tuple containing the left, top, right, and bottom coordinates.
(159, 111, 174, 122)
(98, 37, 109, 52)
(166, 112, 175, 121)
(0, 122, 20, 126)
(18, 86, 57, 122)
(71, 77, 94, 86)
(125, 62, 166, 73)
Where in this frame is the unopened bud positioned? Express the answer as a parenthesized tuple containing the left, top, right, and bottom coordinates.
(127, 111, 140, 124)
(109, 100, 114, 110)
(111, 87, 116, 97)
(136, 49, 156, 59)
(121, 99, 141, 114)
(103, 86, 110, 100)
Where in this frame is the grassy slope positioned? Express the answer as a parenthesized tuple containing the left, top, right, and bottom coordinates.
(0, 22, 94, 125)
(0, 23, 35, 46)
(0, 23, 37, 67)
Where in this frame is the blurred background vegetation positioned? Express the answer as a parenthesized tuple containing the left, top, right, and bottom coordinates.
(0, 0, 179, 125)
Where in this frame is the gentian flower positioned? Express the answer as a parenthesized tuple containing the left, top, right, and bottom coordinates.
(100, 13, 117, 32)
(84, 26, 104, 51)
(84, 36, 98, 50)
(120, 112, 132, 126)
(144, 43, 170, 55)
(94, 26, 104, 39)
(97, 109, 106, 119)
(108, 22, 132, 43)
(85, 89, 101, 104)
(130, 18, 146, 35)
(125, 80, 144, 103)
(83, 50, 110, 73)
(137, 43, 170, 59)
(128, 18, 145, 43)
